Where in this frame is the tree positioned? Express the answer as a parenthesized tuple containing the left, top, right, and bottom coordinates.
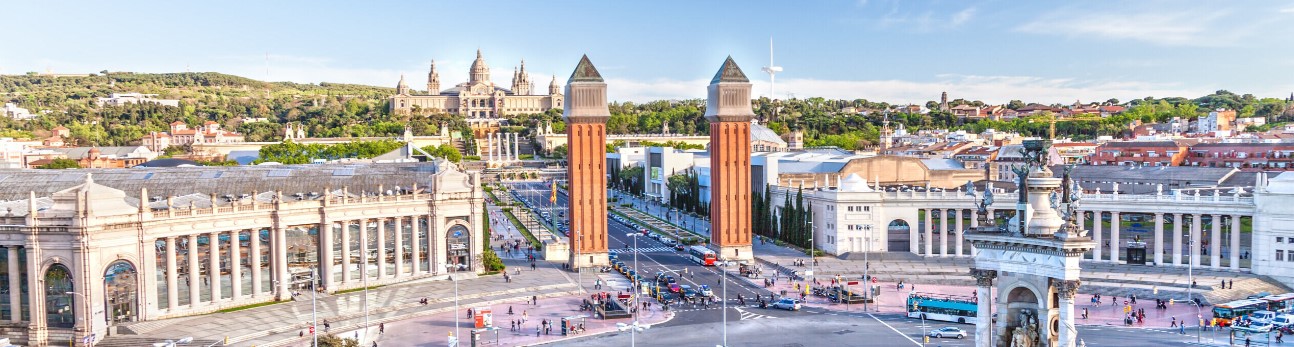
(37, 158, 81, 169)
(317, 334, 360, 347)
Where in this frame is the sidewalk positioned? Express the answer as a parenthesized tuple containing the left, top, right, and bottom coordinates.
(373, 296, 673, 347)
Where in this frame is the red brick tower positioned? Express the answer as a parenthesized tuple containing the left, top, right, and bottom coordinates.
(564, 55, 611, 269)
(707, 57, 756, 262)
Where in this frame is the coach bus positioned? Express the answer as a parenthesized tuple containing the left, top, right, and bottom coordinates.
(1261, 293, 1294, 313)
(1211, 299, 1269, 327)
(687, 245, 717, 266)
(907, 292, 977, 324)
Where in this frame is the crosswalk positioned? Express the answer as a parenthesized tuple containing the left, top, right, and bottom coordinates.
(614, 247, 676, 253)
(736, 307, 777, 320)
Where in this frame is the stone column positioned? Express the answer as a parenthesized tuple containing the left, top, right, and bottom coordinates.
(955, 209, 965, 257)
(394, 218, 405, 276)
(1092, 211, 1103, 261)
(513, 133, 520, 162)
(939, 209, 949, 256)
(274, 226, 289, 300)
(1231, 215, 1242, 270)
(1109, 211, 1121, 263)
(319, 222, 333, 291)
(971, 268, 996, 347)
(377, 219, 388, 278)
(1153, 213, 1165, 266)
(1173, 213, 1184, 266)
(1210, 215, 1222, 269)
(187, 234, 200, 305)
(359, 219, 370, 280)
(487, 134, 494, 163)
(162, 239, 178, 310)
(251, 230, 262, 296)
(8, 246, 22, 321)
(924, 209, 934, 256)
(1055, 279, 1081, 347)
(231, 231, 242, 299)
(970, 210, 979, 228)
(342, 222, 352, 283)
(411, 217, 421, 275)
(1191, 215, 1202, 268)
(209, 231, 221, 302)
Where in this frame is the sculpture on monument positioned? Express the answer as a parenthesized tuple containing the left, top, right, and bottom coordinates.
(1010, 309, 1040, 347)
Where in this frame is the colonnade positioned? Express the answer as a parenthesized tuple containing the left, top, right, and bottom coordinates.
(487, 132, 521, 165)
(915, 208, 1249, 270)
(152, 215, 464, 313)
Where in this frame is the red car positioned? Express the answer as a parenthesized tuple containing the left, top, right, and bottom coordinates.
(669, 283, 681, 293)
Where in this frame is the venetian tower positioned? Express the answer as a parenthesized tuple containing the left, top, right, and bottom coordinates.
(706, 57, 756, 262)
(564, 55, 611, 270)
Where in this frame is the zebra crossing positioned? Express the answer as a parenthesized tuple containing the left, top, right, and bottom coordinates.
(615, 247, 676, 253)
(736, 307, 777, 321)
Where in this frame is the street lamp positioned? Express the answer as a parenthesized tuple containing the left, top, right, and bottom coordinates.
(445, 263, 463, 346)
(863, 224, 873, 312)
(625, 232, 642, 347)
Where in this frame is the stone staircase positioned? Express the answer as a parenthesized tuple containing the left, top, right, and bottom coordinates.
(94, 336, 223, 347)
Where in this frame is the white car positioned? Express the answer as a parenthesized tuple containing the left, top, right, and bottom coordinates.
(929, 327, 967, 339)
(699, 285, 714, 297)
(1252, 310, 1277, 324)
(771, 298, 801, 311)
(1273, 314, 1294, 328)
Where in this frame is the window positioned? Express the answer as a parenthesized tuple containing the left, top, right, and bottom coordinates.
(1280, 237, 1286, 243)
(864, 206, 870, 212)
(1278, 250, 1285, 262)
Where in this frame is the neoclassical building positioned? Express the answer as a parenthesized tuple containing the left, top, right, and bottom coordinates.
(389, 50, 564, 122)
(0, 162, 484, 345)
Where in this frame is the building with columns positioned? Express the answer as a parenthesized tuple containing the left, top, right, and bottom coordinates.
(388, 50, 564, 121)
(0, 162, 484, 345)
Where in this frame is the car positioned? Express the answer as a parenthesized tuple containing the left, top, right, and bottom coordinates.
(673, 243, 686, 251)
(699, 285, 714, 297)
(928, 327, 967, 339)
(681, 285, 698, 299)
(667, 276, 677, 284)
(669, 283, 681, 293)
(771, 298, 801, 311)
(1243, 321, 1275, 333)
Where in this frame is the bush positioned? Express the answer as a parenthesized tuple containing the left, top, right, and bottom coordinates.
(318, 334, 360, 347)
(482, 248, 506, 272)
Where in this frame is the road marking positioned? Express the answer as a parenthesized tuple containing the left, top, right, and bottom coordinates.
(735, 307, 776, 320)
(867, 313, 922, 346)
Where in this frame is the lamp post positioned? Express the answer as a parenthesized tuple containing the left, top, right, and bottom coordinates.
(445, 263, 462, 346)
(863, 224, 872, 311)
(625, 232, 641, 347)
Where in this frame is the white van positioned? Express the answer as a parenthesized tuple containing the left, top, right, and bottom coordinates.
(1251, 310, 1277, 324)
(1273, 314, 1294, 328)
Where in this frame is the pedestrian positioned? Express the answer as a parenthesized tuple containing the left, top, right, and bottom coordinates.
(533, 295, 538, 305)
(1170, 317, 1177, 327)
(379, 323, 385, 334)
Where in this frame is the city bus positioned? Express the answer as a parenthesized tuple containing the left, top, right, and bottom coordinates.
(1211, 299, 1269, 327)
(1261, 293, 1294, 313)
(907, 292, 977, 324)
(687, 246, 717, 266)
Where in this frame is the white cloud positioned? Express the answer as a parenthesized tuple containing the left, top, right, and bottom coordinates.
(951, 7, 976, 27)
(603, 74, 1209, 105)
(1281, 6, 1294, 13)
(1015, 8, 1236, 46)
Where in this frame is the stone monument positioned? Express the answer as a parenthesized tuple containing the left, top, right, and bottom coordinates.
(966, 140, 1096, 347)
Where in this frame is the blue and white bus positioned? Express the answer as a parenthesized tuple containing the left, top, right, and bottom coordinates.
(907, 292, 978, 324)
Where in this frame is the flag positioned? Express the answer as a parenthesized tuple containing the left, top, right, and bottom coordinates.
(550, 180, 558, 204)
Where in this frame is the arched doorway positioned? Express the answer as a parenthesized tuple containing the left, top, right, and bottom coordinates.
(45, 264, 75, 328)
(104, 260, 138, 325)
(1004, 286, 1042, 342)
(446, 225, 471, 271)
(887, 219, 911, 252)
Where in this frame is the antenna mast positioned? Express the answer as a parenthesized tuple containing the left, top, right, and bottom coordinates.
(761, 37, 783, 100)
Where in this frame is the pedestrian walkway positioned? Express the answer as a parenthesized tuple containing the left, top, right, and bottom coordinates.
(374, 296, 674, 347)
(108, 259, 577, 346)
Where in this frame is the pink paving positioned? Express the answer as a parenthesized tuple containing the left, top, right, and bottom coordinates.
(373, 296, 672, 346)
(752, 276, 1213, 328)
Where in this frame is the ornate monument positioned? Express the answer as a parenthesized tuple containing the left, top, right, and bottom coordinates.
(966, 140, 1096, 347)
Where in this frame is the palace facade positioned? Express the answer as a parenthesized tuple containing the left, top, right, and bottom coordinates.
(389, 50, 564, 121)
(0, 162, 484, 345)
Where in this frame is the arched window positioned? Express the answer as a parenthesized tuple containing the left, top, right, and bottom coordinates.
(45, 264, 75, 328)
(104, 260, 138, 324)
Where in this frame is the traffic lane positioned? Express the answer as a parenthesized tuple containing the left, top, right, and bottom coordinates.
(552, 310, 922, 347)
(606, 221, 767, 302)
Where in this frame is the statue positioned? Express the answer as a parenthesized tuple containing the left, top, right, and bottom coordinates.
(1010, 310, 1040, 347)
(1156, 184, 1163, 196)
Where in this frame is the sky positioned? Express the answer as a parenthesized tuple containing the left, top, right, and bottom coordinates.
(2, 0, 1292, 104)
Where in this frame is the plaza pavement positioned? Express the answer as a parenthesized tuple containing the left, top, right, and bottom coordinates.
(610, 189, 1291, 305)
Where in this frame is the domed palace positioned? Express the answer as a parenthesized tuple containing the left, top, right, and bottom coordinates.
(389, 50, 564, 136)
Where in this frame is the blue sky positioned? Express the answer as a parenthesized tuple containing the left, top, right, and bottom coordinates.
(3, 0, 1292, 104)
